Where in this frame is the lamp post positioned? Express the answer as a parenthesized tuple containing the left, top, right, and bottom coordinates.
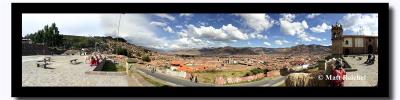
(116, 13, 124, 55)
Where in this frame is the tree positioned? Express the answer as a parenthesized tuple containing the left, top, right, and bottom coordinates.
(25, 23, 63, 47)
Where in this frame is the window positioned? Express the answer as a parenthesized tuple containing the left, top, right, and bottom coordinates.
(355, 38, 364, 47)
(369, 39, 372, 42)
(343, 38, 352, 47)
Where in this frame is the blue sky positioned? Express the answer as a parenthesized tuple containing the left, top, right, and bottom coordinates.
(22, 13, 378, 50)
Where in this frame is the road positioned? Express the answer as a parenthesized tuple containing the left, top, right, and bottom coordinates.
(234, 76, 287, 86)
(137, 67, 212, 86)
(136, 67, 287, 87)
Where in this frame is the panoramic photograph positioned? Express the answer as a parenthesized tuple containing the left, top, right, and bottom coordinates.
(21, 13, 378, 87)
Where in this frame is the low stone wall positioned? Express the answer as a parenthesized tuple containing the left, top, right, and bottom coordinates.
(215, 73, 265, 85)
(266, 70, 281, 77)
(84, 71, 126, 76)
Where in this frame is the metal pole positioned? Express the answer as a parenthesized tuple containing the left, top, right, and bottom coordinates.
(117, 14, 122, 42)
(115, 13, 123, 55)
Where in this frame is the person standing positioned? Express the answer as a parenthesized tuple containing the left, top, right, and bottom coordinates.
(193, 75, 198, 83)
(189, 74, 193, 82)
(90, 56, 96, 67)
(331, 61, 346, 87)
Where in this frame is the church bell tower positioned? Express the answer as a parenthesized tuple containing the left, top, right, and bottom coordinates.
(331, 23, 343, 55)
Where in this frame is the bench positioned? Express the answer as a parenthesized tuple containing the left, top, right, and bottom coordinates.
(70, 59, 78, 64)
(44, 57, 51, 62)
(36, 61, 48, 69)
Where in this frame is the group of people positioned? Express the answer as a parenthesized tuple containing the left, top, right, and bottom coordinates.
(189, 74, 198, 83)
(151, 67, 157, 73)
(364, 54, 376, 65)
(329, 54, 376, 87)
(86, 52, 104, 67)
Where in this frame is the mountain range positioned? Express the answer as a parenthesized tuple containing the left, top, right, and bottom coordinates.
(162, 44, 331, 56)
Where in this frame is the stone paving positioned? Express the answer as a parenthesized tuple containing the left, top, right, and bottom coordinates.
(22, 55, 130, 86)
(343, 55, 378, 87)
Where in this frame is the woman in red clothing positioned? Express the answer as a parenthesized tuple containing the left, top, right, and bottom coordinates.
(331, 60, 346, 87)
(90, 56, 97, 67)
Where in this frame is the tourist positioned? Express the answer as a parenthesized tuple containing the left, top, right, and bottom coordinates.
(194, 76, 198, 83)
(151, 67, 155, 73)
(90, 56, 97, 66)
(189, 74, 193, 82)
(364, 54, 372, 64)
(95, 55, 100, 65)
(364, 54, 375, 65)
(331, 60, 346, 87)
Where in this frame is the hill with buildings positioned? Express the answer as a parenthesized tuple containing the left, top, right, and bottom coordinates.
(165, 44, 331, 56)
(23, 35, 155, 59)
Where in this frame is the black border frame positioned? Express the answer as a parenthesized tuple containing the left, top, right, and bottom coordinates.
(12, 3, 390, 97)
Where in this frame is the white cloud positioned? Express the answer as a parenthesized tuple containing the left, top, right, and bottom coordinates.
(249, 33, 267, 40)
(275, 39, 289, 45)
(279, 14, 324, 42)
(264, 36, 268, 40)
(163, 26, 175, 33)
(279, 14, 309, 36)
(275, 40, 283, 45)
(154, 14, 175, 21)
(281, 13, 296, 22)
(151, 21, 175, 33)
(180, 24, 249, 41)
(175, 25, 183, 28)
(297, 32, 312, 42)
(100, 14, 169, 49)
(310, 22, 330, 33)
(306, 13, 321, 19)
(180, 13, 193, 17)
(198, 21, 207, 26)
(283, 40, 290, 43)
(263, 42, 271, 46)
(309, 36, 322, 41)
(339, 13, 378, 36)
(296, 32, 321, 42)
(235, 13, 275, 32)
(221, 24, 249, 40)
(150, 21, 167, 27)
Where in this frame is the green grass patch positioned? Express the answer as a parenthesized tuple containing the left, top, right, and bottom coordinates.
(192, 70, 249, 84)
(102, 61, 126, 71)
(224, 77, 270, 85)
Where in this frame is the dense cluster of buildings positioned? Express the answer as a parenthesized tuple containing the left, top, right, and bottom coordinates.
(146, 53, 328, 73)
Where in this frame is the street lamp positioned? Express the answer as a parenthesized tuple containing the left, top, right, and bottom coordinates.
(115, 13, 124, 55)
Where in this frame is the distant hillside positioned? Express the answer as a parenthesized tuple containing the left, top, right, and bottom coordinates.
(166, 44, 331, 56)
(57, 35, 153, 58)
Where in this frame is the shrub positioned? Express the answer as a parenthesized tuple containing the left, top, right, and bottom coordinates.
(142, 55, 151, 62)
(114, 47, 128, 56)
(250, 68, 266, 74)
